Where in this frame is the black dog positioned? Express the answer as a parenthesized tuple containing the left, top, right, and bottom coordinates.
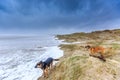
(35, 57, 59, 78)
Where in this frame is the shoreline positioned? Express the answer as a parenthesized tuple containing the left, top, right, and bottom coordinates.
(0, 35, 63, 80)
(37, 38, 64, 80)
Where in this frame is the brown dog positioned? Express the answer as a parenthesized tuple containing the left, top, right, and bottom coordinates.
(35, 57, 59, 78)
(85, 45, 106, 61)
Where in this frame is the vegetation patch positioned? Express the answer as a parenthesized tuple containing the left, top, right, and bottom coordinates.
(111, 43, 120, 50)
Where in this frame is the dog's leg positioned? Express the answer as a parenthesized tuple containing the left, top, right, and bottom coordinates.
(99, 53, 106, 62)
(43, 66, 49, 78)
(50, 61, 53, 70)
(43, 70, 46, 78)
(45, 68, 49, 78)
(101, 55, 106, 62)
(43, 69, 48, 78)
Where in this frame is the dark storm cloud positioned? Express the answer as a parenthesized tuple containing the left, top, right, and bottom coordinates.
(14, 0, 82, 15)
(0, 0, 120, 33)
(16, 0, 80, 13)
(15, 0, 120, 14)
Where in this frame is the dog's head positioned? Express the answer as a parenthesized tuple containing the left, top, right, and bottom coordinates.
(85, 45, 91, 49)
(35, 61, 43, 68)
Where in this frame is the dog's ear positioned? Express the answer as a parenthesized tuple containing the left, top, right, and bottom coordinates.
(85, 45, 91, 49)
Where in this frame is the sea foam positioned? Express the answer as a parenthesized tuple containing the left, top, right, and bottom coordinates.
(0, 36, 63, 80)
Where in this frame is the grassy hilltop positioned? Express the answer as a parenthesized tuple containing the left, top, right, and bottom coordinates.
(38, 29, 120, 80)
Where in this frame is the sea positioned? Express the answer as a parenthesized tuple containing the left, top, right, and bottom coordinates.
(0, 35, 63, 80)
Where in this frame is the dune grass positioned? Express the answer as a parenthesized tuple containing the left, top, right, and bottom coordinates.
(39, 29, 120, 80)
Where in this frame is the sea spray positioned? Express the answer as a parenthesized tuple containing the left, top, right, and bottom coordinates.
(0, 35, 63, 80)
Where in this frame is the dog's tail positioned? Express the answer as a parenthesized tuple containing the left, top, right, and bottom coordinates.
(53, 59, 59, 61)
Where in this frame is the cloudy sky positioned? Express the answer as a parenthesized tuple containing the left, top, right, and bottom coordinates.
(0, 0, 120, 34)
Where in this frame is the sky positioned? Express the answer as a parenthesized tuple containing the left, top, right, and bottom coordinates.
(0, 0, 120, 35)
